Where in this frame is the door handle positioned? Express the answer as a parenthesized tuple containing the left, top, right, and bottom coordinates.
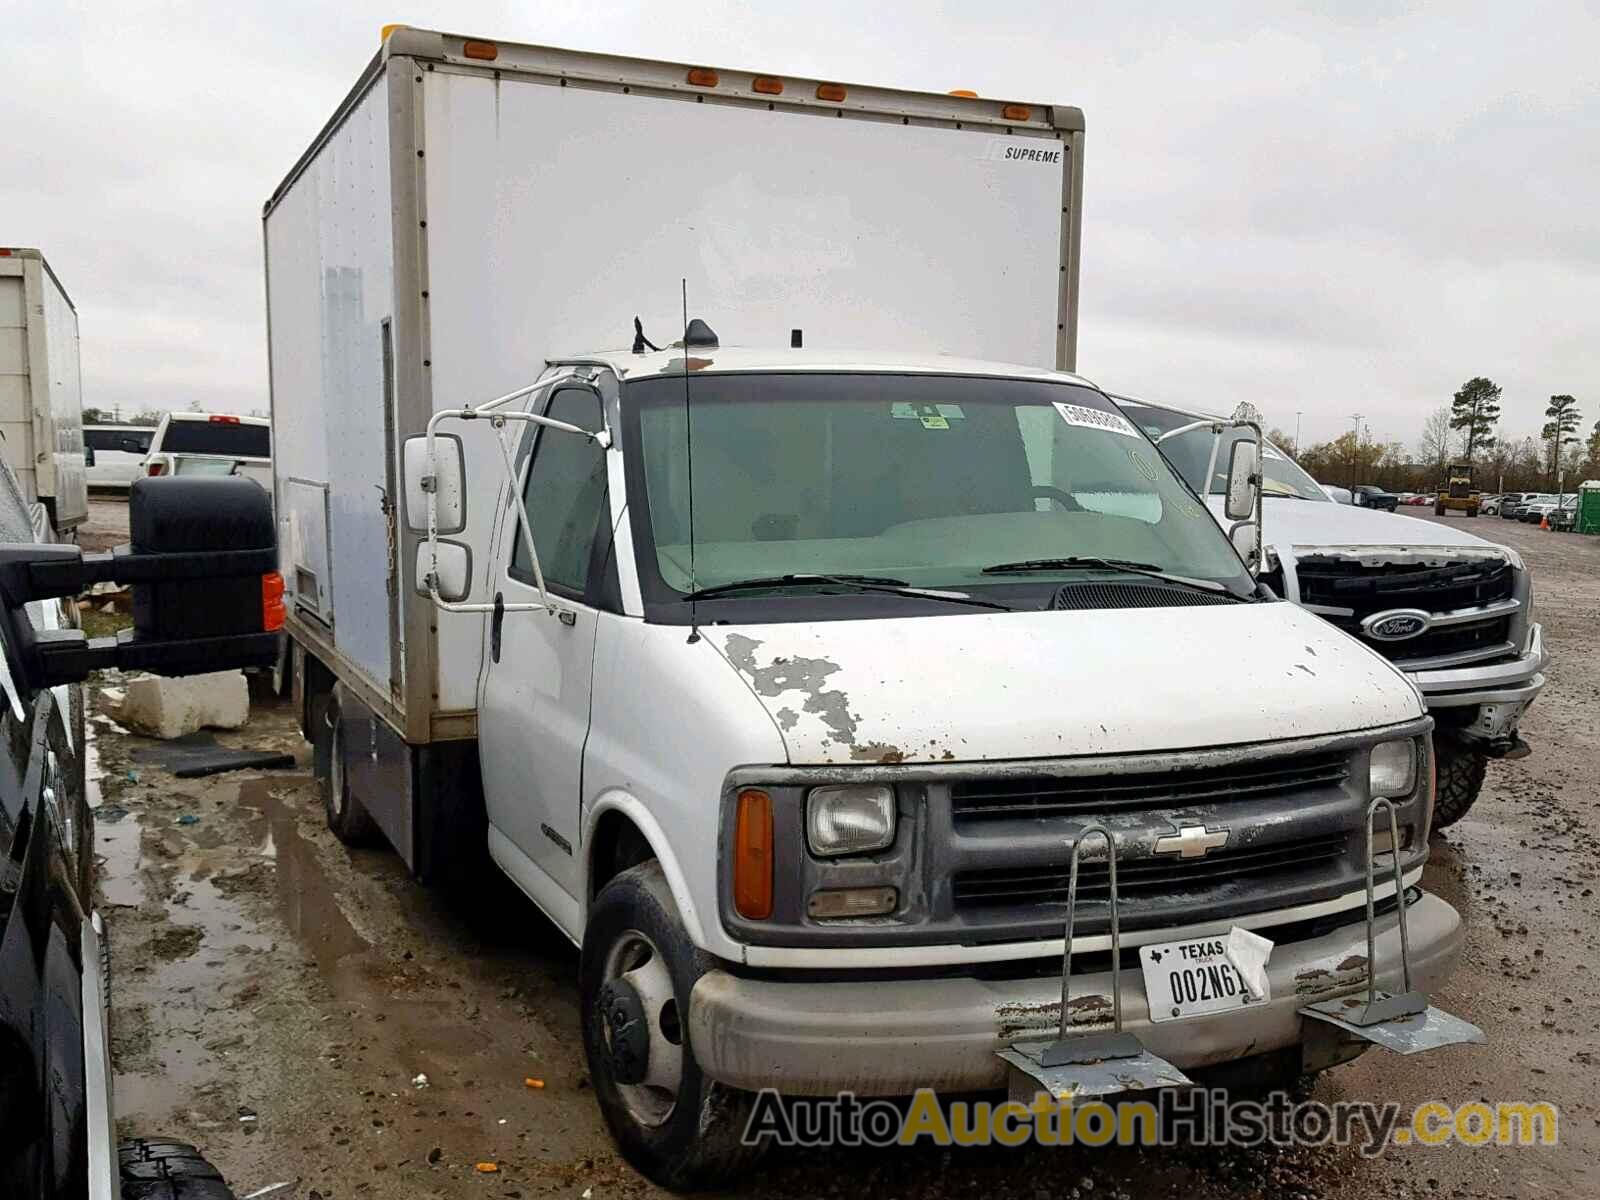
(556, 609, 577, 627)
(491, 592, 504, 662)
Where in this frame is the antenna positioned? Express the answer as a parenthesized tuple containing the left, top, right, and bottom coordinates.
(682, 278, 699, 643)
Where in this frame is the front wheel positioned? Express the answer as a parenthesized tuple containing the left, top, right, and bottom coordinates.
(1433, 737, 1488, 828)
(1433, 502, 1446, 516)
(581, 862, 767, 1190)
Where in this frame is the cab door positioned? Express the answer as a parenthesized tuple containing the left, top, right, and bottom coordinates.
(476, 384, 613, 928)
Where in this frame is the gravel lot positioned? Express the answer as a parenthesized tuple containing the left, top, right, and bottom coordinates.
(90, 503, 1599, 1198)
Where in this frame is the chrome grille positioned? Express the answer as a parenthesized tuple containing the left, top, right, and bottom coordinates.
(950, 750, 1350, 822)
(1295, 556, 1515, 663)
(953, 834, 1348, 909)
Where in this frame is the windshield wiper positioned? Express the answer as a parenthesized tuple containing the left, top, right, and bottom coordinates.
(979, 556, 1244, 599)
(681, 573, 1011, 611)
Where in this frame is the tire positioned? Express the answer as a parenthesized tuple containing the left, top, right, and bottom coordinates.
(1433, 737, 1488, 828)
(118, 1138, 236, 1199)
(581, 862, 767, 1190)
(321, 690, 379, 845)
(1465, 506, 1478, 517)
(1433, 502, 1446, 515)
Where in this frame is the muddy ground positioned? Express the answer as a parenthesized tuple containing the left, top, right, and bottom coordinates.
(89, 498, 1598, 1198)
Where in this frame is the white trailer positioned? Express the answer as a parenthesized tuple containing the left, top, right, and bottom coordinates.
(0, 248, 88, 534)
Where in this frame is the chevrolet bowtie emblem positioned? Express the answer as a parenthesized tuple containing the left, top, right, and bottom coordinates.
(1153, 824, 1229, 859)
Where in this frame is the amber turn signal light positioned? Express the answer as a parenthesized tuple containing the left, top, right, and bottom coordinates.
(733, 788, 774, 919)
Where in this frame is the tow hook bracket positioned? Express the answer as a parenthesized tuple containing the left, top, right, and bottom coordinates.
(1298, 798, 1485, 1056)
(998, 824, 1192, 1101)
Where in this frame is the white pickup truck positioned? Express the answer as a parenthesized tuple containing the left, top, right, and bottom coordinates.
(1116, 398, 1546, 826)
(266, 28, 1479, 1188)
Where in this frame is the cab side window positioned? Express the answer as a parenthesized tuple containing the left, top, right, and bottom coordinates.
(511, 388, 608, 596)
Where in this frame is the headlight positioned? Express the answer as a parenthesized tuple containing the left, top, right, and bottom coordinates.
(1369, 740, 1417, 797)
(806, 785, 895, 856)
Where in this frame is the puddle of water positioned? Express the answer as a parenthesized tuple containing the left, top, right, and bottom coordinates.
(235, 778, 370, 979)
(88, 721, 148, 909)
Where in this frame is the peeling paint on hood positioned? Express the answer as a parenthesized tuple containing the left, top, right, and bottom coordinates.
(705, 603, 1422, 765)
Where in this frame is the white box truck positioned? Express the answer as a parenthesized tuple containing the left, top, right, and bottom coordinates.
(267, 28, 1478, 1188)
(0, 248, 88, 535)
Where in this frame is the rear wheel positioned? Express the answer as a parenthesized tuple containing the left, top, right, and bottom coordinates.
(1433, 736, 1488, 828)
(118, 1139, 236, 1199)
(321, 689, 378, 845)
(581, 862, 767, 1189)
(1433, 502, 1446, 515)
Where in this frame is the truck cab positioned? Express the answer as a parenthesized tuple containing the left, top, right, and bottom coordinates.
(315, 345, 1468, 1185)
(1115, 397, 1546, 827)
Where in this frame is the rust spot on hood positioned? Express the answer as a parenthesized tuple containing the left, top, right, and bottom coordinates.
(850, 741, 905, 763)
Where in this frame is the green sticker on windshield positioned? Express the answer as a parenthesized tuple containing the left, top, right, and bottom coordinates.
(890, 402, 962, 429)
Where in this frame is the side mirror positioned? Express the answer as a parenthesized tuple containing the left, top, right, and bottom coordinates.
(403, 434, 465, 534)
(415, 540, 471, 603)
(0, 476, 282, 690)
(84, 444, 96, 468)
(1224, 439, 1258, 521)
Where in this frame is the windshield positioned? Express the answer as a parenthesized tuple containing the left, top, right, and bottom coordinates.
(626, 374, 1253, 611)
(1115, 400, 1327, 501)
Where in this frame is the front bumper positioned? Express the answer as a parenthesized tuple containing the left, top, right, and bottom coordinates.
(688, 892, 1464, 1096)
(1411, 623, 1546, 715)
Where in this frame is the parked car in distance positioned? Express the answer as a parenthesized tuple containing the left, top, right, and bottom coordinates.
(84, 424, 155, 490)
(1499, 492, 1539, 519)
(1479, 494, 1503, 516)
(1319, 482, 1353, 503)
(1553, 495, 1579, 531)
(1405, 493, 1431, 505)
(141, 412, 271, 492)
(1521, 497, 1560, 525)
(1351, 484, 1399, 511)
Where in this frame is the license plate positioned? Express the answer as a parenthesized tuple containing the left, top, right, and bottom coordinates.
(1140, 936, 1268, 1023)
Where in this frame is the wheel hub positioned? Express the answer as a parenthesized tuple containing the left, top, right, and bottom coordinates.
(598, 978, 650, 1085)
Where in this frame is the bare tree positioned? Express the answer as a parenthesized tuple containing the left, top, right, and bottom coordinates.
(1415, 406, 1452, 481)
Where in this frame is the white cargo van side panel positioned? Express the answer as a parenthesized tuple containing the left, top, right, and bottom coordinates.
(37, 263, 86, 527)
(266, 76, 397, 695)
(0, 273, 31, 503)
(420, 72, 1067, 709)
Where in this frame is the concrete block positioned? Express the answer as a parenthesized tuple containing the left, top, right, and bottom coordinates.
(116, 671, 250, 739)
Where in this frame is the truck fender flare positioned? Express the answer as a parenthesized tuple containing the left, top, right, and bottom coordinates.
(582, 790, 710, 952)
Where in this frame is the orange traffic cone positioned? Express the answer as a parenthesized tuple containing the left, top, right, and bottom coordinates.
(1540, 514, 1550, 530)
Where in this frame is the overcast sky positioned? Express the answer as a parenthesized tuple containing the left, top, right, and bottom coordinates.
(4, 1, 1595, 449)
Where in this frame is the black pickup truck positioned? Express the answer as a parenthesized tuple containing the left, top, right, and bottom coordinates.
(0, 473, 280, 1200)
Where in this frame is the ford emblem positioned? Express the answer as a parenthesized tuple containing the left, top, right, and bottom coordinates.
(1361, 608, 1433, 641)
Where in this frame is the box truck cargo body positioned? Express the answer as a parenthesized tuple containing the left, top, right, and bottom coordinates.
(264, 27, 1086, 759)
(0, 249, 87, 533)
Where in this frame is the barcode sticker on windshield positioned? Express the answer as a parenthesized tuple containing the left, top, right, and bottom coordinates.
(1054, 402, 1142, 439)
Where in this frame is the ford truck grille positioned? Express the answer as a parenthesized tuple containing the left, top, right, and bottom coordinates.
(951, 750, 1350, 821)
(953, 833, 1348, 909)
(1295, 556, 1515, 664)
